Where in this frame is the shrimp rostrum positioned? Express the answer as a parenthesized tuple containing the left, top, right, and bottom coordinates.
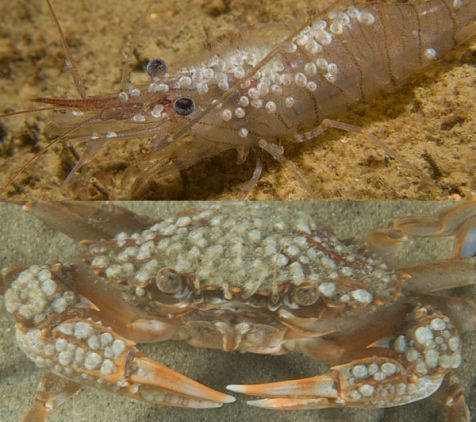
(1, 0, 475, 199)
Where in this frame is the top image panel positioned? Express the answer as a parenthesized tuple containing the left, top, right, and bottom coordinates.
(0, 0, 474, 200)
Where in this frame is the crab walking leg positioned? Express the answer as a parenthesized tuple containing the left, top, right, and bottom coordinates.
(4, 265, 235, 419)
(365, 199, 476, 257)
(23, 373, 81, 422)
(455, 215, 476, 258)
(227, 306, 466, 411)
(434, 381, 471, 422)
(389, 198, 476, 240)
(22, 201, 152, 242)
(400, 257, 476, 294)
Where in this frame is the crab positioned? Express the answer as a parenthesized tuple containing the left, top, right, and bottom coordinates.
(1, 200, 475, 421)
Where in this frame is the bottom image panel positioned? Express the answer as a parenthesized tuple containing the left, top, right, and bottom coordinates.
(0, 201, 475, 421)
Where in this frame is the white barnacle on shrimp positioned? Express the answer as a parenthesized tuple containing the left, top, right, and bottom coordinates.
(195, 81, 209, 95)
(424, 48, 438, 60)
(214, 72, 228, 84)
(257, 81, 270, 96)
(234, 107, 246, 118)
(329, 22, 344, 35)
(285, 42, 298, 54)
(314, 28, 333, 46)
(150, 104, 164, 119)
(221, 109, 232, 122)
(357, 11, 376, 25)
(327, 63, 339, 76)
(346, 6, 361, 20)
(295, 32, 310, 47)
(155, 83, 169, 93)
(147, 83, 160, 93)
(132, 114, 146, 123)
(294, 73, 308, 88)
(232, 66, 246, 80)
(238, 96, 250, 107)
(238, 128, 249, 138)
(324, 62, 339, 83)
(304, 62, 318, 77)
(128, 87, 141, 97)
(251, 99, 263, 109)
(118, 91, 129, 102)
(305, 40, 323, 54)
(269, 84, 282, 95)
(285, 97, 295, 108)
(306, 81, 318, 92)
(265, 101, 277, 113)
(202, 67, 214, 80)
(315, 57, 328, 71)
(177, 76, 192, 88)
(247, 87, 260, 100)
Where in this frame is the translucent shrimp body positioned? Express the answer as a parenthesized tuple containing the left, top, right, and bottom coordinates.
(111, 0, 476, 195)
(175, 1, 476, 148)
(3, 0, 476, 198)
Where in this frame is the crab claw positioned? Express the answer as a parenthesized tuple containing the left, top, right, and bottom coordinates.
(365, 198, 476, 259)
(227, 354, 448, 410)
(4, 264, 234, 420)
(14, 317, 234, 419)
(14, 317, 234, 415)
(228, 305, 467, 411)
(227, 374, 341, 410)
(125, 352, 236, 408)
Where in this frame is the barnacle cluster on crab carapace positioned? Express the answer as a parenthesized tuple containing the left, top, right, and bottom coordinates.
(83, 203, 402, 311)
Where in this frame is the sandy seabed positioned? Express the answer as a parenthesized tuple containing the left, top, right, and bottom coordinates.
(0, 201, 474, 421)
(0, 0, 474, 200)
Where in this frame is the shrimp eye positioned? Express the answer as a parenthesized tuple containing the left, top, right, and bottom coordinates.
(146, 59, 167, 77)
(173, 97, 195, 116)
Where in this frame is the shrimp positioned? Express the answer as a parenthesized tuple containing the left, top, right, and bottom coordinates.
(0, 0, 474, 200)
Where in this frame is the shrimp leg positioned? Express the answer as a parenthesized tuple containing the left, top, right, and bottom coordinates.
(294, 119, 437, 189)
(258, 139, 315, 197)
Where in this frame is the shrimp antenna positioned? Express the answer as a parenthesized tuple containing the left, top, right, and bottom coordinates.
(45, 0, 86, 99)
(119, 0, 154, 91)
(0, 0, 89, 196)
(0, 0, 84, 119)
(0, 118, 95, 196)
(0, 107, 57, 118)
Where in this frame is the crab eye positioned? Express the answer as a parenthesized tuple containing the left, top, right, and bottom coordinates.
(173, 97, 195, 116)
(155, 268, 185, 294)
(292, 283, 320, 306)
(146, 59, 167, 78)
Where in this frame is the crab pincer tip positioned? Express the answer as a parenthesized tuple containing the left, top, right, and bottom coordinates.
(222, 394, 237, 403)
(226, 384, 246, 393)
(245, 399, 273, 408)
